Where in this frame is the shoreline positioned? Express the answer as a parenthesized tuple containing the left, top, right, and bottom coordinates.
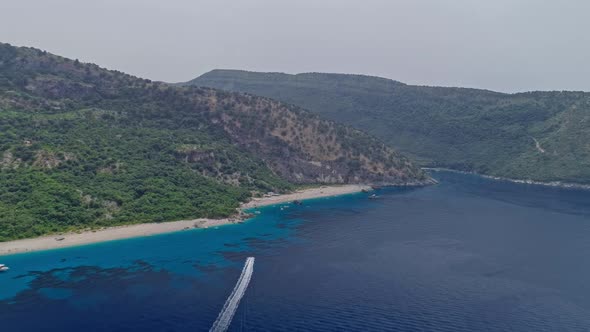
(241, 184, 370, 209)
(425, 167, 590, 190)
(0, 184, 369, 256)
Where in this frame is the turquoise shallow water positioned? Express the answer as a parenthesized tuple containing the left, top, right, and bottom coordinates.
(0, 201, 306, 300)
(1, 171, 590, 331)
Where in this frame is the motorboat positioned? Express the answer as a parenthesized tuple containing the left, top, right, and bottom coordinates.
(0, 264, 9, 272)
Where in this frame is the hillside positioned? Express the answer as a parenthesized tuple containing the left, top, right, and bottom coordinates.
(0, 44, 427, 241)
(189, 70, 590, 184)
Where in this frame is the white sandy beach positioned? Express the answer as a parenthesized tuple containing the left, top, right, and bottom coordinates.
(0, 184, 369, 256)
(241, 184, 370, 209)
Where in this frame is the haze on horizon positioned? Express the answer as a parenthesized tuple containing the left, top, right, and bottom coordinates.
(1, 0, 589, 93)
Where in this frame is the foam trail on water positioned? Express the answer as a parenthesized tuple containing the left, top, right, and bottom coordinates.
(210, 257, 255, 332)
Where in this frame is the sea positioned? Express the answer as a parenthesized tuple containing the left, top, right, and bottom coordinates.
(1, 170, 590, 331)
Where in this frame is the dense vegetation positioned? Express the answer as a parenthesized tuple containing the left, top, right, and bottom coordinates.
(190, 70, 590, 184)
(0, 43, 426, 241)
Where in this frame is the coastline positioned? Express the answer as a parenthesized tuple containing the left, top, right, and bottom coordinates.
(0, 184, 369, 256)
(424, 167, 590, 190)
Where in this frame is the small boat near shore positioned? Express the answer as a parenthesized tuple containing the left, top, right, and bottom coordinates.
(0, 264, 9, 272)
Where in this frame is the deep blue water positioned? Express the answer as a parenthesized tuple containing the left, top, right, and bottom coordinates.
(2, 171, 590, 331)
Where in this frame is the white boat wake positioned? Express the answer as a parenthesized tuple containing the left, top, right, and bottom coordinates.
(209, 257, 255, 332)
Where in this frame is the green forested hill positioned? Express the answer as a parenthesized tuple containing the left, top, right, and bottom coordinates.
(0, 44, 426, 241)
(189, 70, 590, 184)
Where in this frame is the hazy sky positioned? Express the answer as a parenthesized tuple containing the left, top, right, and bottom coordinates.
(1, 0, 589, 92)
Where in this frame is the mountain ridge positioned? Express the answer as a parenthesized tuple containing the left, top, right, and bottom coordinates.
(192, 69, 590, 94)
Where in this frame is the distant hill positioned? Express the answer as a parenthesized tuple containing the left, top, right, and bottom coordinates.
(189, 70, 590, 184)
(0, 44, 427, 241)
